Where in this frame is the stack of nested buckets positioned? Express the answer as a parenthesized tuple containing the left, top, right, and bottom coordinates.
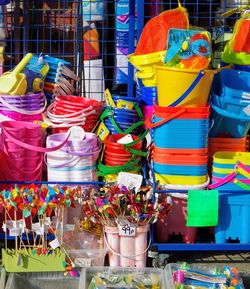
(149, 67, 215, 189)
(97, 94, 147, 182)
(208, 69, 250, 171)
(149, 67, 215, 244)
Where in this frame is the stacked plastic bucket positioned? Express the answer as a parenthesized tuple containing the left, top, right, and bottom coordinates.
(46, 130, 101, 183)
(209, 152, 250, 244)
(209, 69, 250, 138)
(44, 95, 102, 133)
(98, 94, 147, 181)
(0, 92, 46, 122)
(0, 121, 45, 182)
(146, 66, 216, 188)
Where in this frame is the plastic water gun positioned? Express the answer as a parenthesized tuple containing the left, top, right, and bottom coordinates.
(222, 9, 250, 65)
(165, 28, 211, 70)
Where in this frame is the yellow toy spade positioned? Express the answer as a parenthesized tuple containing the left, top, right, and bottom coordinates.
(0, 53, 33, 95)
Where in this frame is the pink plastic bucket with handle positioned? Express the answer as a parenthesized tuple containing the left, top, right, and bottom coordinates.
(104, 224, 150, 268)
(0, 121, 70, 182)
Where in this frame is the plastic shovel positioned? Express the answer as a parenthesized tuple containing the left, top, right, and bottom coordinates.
(0, 53, 33, 94)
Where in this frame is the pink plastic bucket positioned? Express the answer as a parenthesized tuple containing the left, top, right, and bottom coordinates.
(104, 224, 150, 268)
(155, 196, 197, 243)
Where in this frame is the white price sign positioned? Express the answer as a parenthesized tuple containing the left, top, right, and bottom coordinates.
(118, 224, 136, 237)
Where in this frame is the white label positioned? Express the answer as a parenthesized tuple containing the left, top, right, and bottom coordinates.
(49, 238, 61, 249)
(9, 228, 21, 237)
(145, 132, 152, 148)
(68, 126, 85, 141)
(5, 220, 15, 229)
(2, 223, 6, 232)
(32, 222, 44, 235)
(75, 258, 92, 267)
(117, 134, 133, 144)
(117, 172, 143, 193)
(118, 224, 136, 237)
(243, 104, 250, 116)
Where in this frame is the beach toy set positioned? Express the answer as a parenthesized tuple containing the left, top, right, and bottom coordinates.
(128, 2, 188, 87)
(222, 10, 250, 68)
(46, 129, 101, 183)
(209, 69, 250, 138)
(165, 28, 212, 70)
(43, 95, 102, 133)
(165, 263, 245, 289)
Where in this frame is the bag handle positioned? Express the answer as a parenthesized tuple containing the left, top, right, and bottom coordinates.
(208, 171, 237, 189)
(169, 70, 205, 107)
(2, 129, 70, 153)
(145, 108, 186, 129)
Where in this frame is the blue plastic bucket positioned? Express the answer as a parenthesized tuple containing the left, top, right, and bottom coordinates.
(211, 93, 250, 117)
(209, 102, 250, 138)
(112, 95, 140, 104)
(154, 162, 207, 175)
(219, 69, 250, 99)
(215, 192, 250, 243)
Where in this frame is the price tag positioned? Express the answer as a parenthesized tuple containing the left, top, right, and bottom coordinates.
(117, 99, 134, 110)
(117, 134, 133, 144)
(49, 238, 60, 249)
(68, 126, 85, 141)
(118, 224, 136, 237)
(243, 104, 250, 116)
(104, 89, 116, 108)
(96, 122, 110, 142)
(9, 228, 21, 237)
(117, 172, 143, 193)
(75, 258, 92, 267)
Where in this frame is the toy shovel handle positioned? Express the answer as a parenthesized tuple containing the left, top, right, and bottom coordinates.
(12, 53, 33, 75)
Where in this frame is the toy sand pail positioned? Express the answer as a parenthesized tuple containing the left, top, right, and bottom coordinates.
(128, 51, 165, 87)
(156, 66, 216, 107)
(104, 224, 149, 268)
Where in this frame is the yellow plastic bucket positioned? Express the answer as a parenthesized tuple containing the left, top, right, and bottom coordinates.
(128, 51, 165, 86)
(155, 173, 207, 185)
(213, 151, 250, 165)
(156, 66, 216, 107)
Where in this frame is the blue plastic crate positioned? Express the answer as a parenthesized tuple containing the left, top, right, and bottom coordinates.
(215, 192, 250, 244)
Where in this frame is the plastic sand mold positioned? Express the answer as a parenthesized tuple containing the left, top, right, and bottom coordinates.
(165, 28, 212, 70)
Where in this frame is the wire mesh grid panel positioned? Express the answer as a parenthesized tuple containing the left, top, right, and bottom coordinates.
(0, 0, 248, 98)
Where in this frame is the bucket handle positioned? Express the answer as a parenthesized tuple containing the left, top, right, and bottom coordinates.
(0, 94, 47, 115)
(2, 129, 70, 153)
(208, 171, 237, 189)
(169, 70, 205, 107)
(145, 108, 186, 129)
(103, 227, 151, 260)
(168, 65, 232, 107)
(210, 101, 250, 121)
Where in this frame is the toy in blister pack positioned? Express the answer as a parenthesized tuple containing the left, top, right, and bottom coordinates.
(168, 263, 245, 289)
(165, 28, 212, 70)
